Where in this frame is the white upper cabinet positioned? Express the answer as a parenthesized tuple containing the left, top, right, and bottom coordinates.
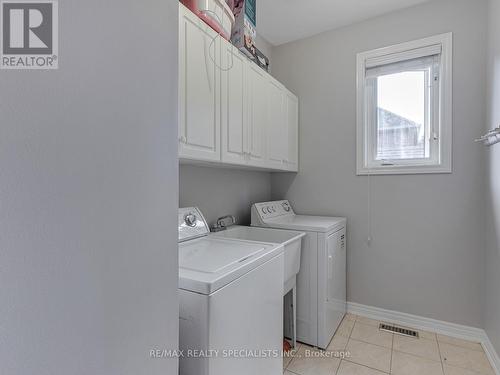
(221, 42, 247, 165)
(246, 63, 268, 168)
(178, 5, 220, 162)
(178, 4, 298, 172)
(266, 79, 287, 169)
(285, 91, 299, 172)
(266, 82, 299, 172)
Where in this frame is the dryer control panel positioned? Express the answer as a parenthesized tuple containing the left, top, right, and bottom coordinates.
(251, 200, 295, 224)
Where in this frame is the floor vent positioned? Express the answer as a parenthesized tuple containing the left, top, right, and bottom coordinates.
(379, 323, 419, 338)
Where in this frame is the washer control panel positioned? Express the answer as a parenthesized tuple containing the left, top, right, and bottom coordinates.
(178, 207, 209, 242)
(252, 200, 295, 221)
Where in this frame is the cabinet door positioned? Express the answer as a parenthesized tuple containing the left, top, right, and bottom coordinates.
(246, 64, 268, 167)
(178, 6, 220, 162)
(285, 91, 299, 171)
(221, 45, 247, 165)
(266, 79, 287, 169)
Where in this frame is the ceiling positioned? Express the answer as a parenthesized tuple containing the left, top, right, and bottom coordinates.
(257, 0, 434, 46)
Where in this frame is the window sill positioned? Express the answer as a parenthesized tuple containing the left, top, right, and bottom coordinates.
(356, 164, 452, 176)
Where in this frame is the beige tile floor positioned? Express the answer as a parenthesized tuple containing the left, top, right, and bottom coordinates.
(283, 314, 495, 375)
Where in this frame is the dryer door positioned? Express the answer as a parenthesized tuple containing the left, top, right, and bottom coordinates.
(318, 227, 347, 349)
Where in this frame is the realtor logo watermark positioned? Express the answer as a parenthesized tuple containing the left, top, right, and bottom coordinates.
(1, 0, 58, 69)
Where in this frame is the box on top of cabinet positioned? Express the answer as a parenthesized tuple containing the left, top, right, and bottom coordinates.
(230, 0, 257, 59)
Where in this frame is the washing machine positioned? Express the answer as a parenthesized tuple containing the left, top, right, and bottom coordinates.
(178, 207, 284, 375)
(251, 200, 346, 349)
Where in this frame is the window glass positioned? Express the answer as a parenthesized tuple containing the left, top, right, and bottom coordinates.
(376, 70, 430, 160)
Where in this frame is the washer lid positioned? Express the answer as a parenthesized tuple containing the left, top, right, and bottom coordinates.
(263, 215, 346, 233)
(181, 237, 266, 273)
(179, 237, 283, 294)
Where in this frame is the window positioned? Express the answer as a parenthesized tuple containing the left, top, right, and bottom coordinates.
(356, 33, 452, 175)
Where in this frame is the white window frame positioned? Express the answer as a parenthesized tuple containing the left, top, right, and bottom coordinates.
(356, 33, 453, 175)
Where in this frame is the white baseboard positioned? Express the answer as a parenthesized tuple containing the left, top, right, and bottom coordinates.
(483, 334, 500, 375)
(347, 302, 484, 341)
(347, 301, 500, 375)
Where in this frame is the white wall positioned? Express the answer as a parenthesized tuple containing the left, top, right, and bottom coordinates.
(271, 0, 487, 327)
(180, 165, 271, 226)
(485, 0, 500, 353)
(0, 1, 180, 374)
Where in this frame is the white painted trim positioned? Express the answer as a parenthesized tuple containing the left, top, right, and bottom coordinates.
(348, 301, 482, 341)
(483, 334, 500, 375)
(347, 301, 500, 375)
(355, 164, 452, 176)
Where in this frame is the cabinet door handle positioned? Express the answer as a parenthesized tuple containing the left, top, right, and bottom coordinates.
(179, 136, 187, 144)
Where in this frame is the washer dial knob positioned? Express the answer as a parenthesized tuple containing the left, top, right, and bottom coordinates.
(184, 213, 197, 227)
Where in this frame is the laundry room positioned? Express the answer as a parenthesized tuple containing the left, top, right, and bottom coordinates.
(177, 0, 500, 374)
(2, 0, 500, 375)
